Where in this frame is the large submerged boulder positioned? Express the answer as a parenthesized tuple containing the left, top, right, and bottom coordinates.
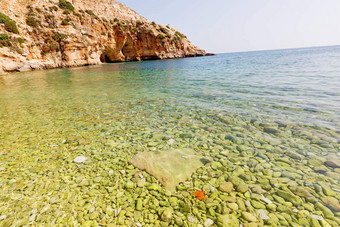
(129, 148, 209, 192)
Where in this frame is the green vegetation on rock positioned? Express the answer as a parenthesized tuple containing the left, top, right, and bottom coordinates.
(0, 33, 10, 47)
(0, 33, 9, 40)
(159, 26, 169, 36)
(61, 18, 71, 26)
(52, 32, 67, 41)
(49, 6, 58, 12)
(85, 9, 95, 16)
(26, 16, 40, 28)
(63, 10, 71, 15)
(59, 0, 74, 11)
(157, 34, 165, 39)
(0, 12, 19, 34)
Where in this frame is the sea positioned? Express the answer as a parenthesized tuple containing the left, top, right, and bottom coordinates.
(0, 45, 339, 226)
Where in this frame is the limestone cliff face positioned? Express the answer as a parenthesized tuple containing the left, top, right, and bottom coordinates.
(0, 0, 206, 74)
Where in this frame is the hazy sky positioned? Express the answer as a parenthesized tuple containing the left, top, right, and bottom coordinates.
(117, 0, 340, 53)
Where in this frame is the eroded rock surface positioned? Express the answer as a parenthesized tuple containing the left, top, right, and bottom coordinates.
(0, 0, 206, 74)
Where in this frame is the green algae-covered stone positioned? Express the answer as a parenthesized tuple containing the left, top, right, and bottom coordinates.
(242, 212, 257, 222)
(216, 214, 239, 227)
(219, 182, 233, 193)
(276, 189, 301, 205)
(136, 199, 143, 211)
(161, 208, 172, 222)
(315, 202, 334, 218)
(236, 182, 249, 193)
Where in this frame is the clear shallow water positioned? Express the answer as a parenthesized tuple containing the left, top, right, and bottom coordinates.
(0, 45, 340, 226)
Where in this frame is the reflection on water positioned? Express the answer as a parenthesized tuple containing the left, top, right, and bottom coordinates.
(0, 46, 339, 226)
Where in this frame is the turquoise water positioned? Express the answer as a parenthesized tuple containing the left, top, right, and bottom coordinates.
(0, 45, 339, 226)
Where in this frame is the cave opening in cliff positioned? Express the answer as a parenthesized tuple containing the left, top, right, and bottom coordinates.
(100, 47, 116, 63)
(122, 37, 138, 61)
(100, 54, 111, 63)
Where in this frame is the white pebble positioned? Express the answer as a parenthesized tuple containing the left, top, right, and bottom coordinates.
(260, 196, 273, 204)
(136, 223, 142, 227)
(204, 218, 214, 227)
(0, 215, 7, 220)
(167, 138, 175, 145)
(258, 209, 270, 220)
(293, 208, 298, 213)
(210, 186, 215, 193)
(311, 214, 324, 221)
(89, 207, 95, 213)
(188, 216, 195, 223)
(73, 156, 86, 163)
(29, 214, 36, 222)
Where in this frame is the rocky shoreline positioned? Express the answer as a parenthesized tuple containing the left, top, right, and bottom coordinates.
(0, 0, 206, 74)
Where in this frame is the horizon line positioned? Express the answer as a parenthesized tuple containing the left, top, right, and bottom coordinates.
(212, 44, 340, 55)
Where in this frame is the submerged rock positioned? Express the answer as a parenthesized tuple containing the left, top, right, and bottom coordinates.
(129, 149, 209, 192)
(216, 214, 239, 227)
(204, 218, 214, 227)
(236, 182, 249, 193)
(219, 182, 233, 193)
(321, 196, 340, 211)
(324, 155, 340, 168)
(258, 209, 270, 220)
(161, 208, 172, 222)
(242, 212, 257, 222)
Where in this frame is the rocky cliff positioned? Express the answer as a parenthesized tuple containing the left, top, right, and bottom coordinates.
(0, 0, 206, 74)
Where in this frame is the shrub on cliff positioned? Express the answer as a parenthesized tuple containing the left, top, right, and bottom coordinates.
(157, 34, 165, 39)
(0, 34, 24, 53)
(49, 6, 58, 12)
(26, 16, 40, 28)
(41, 41, 59, 55)
(59, 0, 74, 11)
(61, 18, 71, 25)
(159, 27, 169, 36)
(175, 31, 183, 40)
(0, 33, 10, 47)
(85, 10, 95, 16)
(52, 32, 67, 41)
(63, 10, 71, 15)
(73, 12, 82, 18)
(17, 37, 24, 44)
(0, 33, 9, 40)
(0, 12, 19, 34)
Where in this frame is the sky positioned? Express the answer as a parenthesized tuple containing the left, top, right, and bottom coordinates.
(117, 0, 340, 53)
